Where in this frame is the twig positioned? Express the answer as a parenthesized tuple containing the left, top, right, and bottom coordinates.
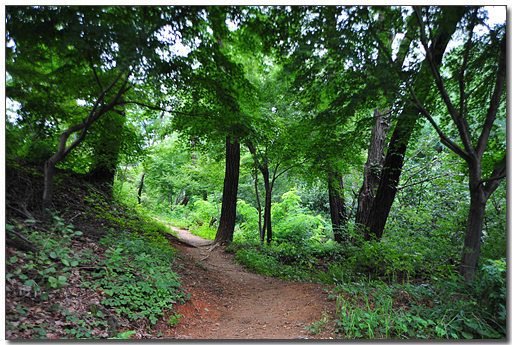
(7, 227, 35, 245)
(6, 203, 39, 222)
(397, 173, 459, 190)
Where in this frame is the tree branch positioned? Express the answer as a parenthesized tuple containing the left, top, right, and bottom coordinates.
(459, 8, 478, 117)
(397, 172, 460, 190)
(89, 55, 103, 93)
(403, 95, 469, 161)
(480, 173, 506, 185)
(274, 157, 309, 181)
(413, 6, 473, 153)
(482, 155, 506, 199)
(476, 33, 506, 158)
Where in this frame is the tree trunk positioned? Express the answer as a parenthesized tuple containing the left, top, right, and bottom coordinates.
(355, 108, 389, 233)
(260, 165, 272, 245)
(41, 70, 130, 211)
(365, 106, 418, 240)
(87, 111, 126, 191)
(137, 172, 146, 204)
(364, 8, 466, 241)
(460, 183, 487, 281)
(42, 156, 60, 212)
(248, 144, 270, 245)
(327, 171, 347, 243)
(214, 135, 241, 244)
(253, 163, 263, 241)
(460, 156, 505, 281)
(180, 194, 190, 206)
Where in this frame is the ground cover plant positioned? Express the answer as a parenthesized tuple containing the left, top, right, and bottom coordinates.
(5, 165, 187, 339)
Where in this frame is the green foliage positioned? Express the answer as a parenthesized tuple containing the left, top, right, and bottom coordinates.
(345, 238, 423, 279)
(6, 213, 83, 292)
(471, 258, 506, 322)
(84, 238, 186, 326)
(167, 313, 183, 326)
(330, 278, 506, 339)
(108, 331, 136, 339)
(83, 185, 178, 251)
(187, 200, 219, 240)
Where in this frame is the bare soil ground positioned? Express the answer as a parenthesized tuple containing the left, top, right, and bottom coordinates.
(161, 227, 338, 339)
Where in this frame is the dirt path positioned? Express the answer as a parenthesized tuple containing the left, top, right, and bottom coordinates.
(161, 227, 337, 339)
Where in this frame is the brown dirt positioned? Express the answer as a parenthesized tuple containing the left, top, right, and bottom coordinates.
(159, 227, 338, 339)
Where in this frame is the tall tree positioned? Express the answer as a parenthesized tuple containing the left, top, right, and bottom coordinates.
(354, 108, 390, 232)
(6, 6, 204, 211)
(170, 6, 257, 244)
(360, 6, 470, 240)
(215, 136, 241, 243)
(408, 6, 506, 281)
(327, 171, 347, 243)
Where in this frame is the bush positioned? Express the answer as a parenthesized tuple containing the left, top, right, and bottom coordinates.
(472, 258, 506, 322)
(346, 239, 423, 280)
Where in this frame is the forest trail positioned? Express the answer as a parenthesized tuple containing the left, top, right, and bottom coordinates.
(163, 227, 337, 339)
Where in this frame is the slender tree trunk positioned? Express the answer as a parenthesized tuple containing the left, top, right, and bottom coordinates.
(264, 177, 273, 246)
(328, 171, 347, 243)
(179, 138, 197, 207)
(253, 164, 263, 241)
(260, 166, 272, 245)
(248, 144, 269, 244)
(355, 108, 390, 234)
(214, 135, 241, 244)
(460, 156, 505, 281)
(137, 172, 146, 204)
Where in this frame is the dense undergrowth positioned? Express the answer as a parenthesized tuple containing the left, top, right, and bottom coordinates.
(6, 161, 505, 339)
(137, 185, 506, 339)
(5, 163, 186, 339)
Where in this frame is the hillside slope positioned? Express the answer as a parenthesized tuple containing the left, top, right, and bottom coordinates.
(5, 163, 336, 339)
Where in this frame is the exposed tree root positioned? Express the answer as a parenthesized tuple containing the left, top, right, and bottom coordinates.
(199, 242, 221, 261)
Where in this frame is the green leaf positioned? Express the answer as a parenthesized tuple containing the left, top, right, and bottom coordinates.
(9, 256, 18, 263)
(50, 252, 57, 259)
(461, 331, 473, 339)
(19, 274, 28, 280)
(24, 280, 35, 286)
(62, 259, 70, 266)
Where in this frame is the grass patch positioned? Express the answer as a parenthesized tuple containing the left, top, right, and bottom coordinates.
(329, 278, 506, 339)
